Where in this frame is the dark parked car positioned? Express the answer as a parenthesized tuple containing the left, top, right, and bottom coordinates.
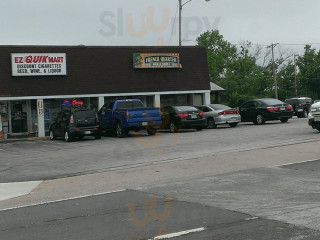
(196, 104, 241, 128)
(308, 101, 320, 132)
(160, 106, 206, 132)
(239, 98, 293, 125)
(49, 109, 101, 142)
(284, 97, 312, 118)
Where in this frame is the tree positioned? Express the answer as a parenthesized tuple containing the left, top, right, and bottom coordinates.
(197, 30, 237, 80)
(297, 45, 320, 99)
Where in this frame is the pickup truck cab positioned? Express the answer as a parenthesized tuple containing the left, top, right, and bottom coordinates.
(308, 101, 320, 132)
(98, 99, 162, 137)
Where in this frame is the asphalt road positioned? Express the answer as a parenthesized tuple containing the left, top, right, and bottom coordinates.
(1, 117, 320, 239)
(0, 117, 319, 182)
(1, 189, 319, 240)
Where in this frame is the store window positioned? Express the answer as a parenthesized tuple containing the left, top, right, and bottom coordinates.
(160, 94, 189, 106)
(0, 102, 9, 135)
(44, 100, 61, 132)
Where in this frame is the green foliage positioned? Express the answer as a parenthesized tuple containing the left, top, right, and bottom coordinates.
(197, 30, 320, 105)
(297, 45, 320, 99)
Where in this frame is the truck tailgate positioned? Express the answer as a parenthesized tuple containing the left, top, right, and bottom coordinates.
(125, 108, 161, 123)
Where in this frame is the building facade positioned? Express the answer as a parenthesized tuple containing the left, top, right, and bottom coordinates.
(0, 46, 211, 138)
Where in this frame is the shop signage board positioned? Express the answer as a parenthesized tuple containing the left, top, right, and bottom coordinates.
(11, 53, 67, 76)
(37, 100, 44, 117)
(133, 53, 180, 69)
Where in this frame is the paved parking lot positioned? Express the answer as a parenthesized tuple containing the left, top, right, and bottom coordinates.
(1, 117, 320, 239)
(0, 118, 319, 183)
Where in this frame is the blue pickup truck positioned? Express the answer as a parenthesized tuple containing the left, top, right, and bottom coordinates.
(97, 99, 162, 137)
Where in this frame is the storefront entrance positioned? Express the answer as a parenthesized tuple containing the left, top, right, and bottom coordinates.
(11, 101, 28, 133)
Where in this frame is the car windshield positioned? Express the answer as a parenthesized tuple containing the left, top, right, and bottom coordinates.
(261, 99, 284, 105)
(174, 106, 198, 112)
(209, 104, 231, 110)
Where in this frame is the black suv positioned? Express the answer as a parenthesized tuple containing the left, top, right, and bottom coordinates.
(284, 97, 312, 118)
(49, 109, 101, 142)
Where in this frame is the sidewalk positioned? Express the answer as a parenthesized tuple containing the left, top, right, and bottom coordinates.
(0, 136, 49, 143)
(0, 140, 319, 211)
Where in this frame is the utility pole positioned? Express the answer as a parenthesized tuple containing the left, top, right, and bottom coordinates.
(178, 0, 210, 46)
(269, 43, 279, 99)
(179, 0, 183, 46)
(294, 54, 299, 97)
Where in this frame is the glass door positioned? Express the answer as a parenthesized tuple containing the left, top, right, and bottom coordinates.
(11, 101, 28, 133)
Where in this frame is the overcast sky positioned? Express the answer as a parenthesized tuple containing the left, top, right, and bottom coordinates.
(1, 0, 320, 54)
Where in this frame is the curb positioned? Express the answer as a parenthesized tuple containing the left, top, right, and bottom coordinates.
(0, 136, 49, 143)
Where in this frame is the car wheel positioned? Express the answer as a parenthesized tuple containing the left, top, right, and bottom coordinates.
(207, 118, 217, 129)
(64, 131, 73, 142)
(303, 109, 308, 118)
(94, 134, 101, 139)
(255, 114, 265, 125)
(280, 118, 289, 123)
(196, 127, 203, 131)
(116, 122, 127, 138)
(49, 130, 56, 140)
(229, 123, 238, 127)
(147, 127, 157, 135)
(169, 122, 179, 133)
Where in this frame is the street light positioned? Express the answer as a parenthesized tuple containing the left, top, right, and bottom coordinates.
(178, 0, 210, 46)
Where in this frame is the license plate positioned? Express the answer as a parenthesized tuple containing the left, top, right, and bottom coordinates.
(314, 116, 320, 122)
(142, 122, 148, 126)
(191, 114, 197, 119)
(280, 107, 285, 111)
(84, 131, 91, 134)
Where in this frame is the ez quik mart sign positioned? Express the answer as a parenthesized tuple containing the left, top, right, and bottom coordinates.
(11, 53, 67, 76)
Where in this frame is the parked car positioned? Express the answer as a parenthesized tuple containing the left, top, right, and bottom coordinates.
(49, 109, 101, 142)
(160, 106, 206, 132)
(239, 98, 293, 125)
(308, 101, 320, 132)
(196, 104, 241, 128)
(98, 99, 162, 137)
(284, 97, 312, 118)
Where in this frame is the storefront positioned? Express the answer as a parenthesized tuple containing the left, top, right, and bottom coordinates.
(0, 46, 211, 138)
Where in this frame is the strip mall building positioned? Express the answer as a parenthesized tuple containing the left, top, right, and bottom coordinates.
(0, 46, 211, 138)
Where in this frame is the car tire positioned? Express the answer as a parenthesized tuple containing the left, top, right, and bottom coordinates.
(169, 122, 180, 133)
(229, 123, 238, 127)
(64, 131, 73, 142)
(280, 118, 289, 123)
(49, 130, 56, 140)
(207, 118, 217, 129)
(297, 112, 303, 118)
(303, 109, 308, 118)
(196, 127, 203, 131)
(317, 128, 320, 132)
(147, 127, 157, 135)
(255, 114, 265, 125)
(94, 134, 101, 139)
(116, 122, 127, 138)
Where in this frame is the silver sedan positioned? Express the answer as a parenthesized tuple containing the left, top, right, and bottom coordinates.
(196, 104, 241, 128)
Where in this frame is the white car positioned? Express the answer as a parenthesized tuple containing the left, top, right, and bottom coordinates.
(196, 104, 241, 128)
(308, 101, 320, 132)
